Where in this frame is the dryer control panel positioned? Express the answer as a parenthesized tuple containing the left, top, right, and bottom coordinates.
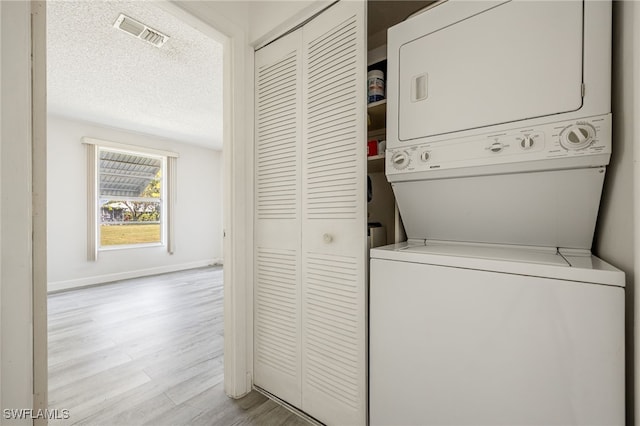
(386, 114, 611, 179)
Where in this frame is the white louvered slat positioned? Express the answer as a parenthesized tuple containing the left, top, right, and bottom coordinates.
(254, 2, 366, 423)
(304, 15, 359, 220)
(301, 2, 367, 425)
(305, 252, 360, 409)
(257, 50, 299, 220)
(255, 247, 298, 374)
(254, 30, 303, 407)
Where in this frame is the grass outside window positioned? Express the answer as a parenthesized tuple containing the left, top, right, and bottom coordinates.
(100, 224, 161, 246)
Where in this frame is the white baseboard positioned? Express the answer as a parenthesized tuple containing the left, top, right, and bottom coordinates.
(48, 259, 222, 293)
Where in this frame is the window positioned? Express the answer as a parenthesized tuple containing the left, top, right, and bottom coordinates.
(99, 148, 164, 248)
(84, 138, 178, 260)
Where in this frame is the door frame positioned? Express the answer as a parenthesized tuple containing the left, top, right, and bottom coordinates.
(1, 1, 44, 421)
(32, 1, 47, 421)
(153, 0, 256, 399)
(29, 1, 258, 413)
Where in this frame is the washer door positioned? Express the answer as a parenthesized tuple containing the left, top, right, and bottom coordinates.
(397, 1, 584, 141)
(391, 167, 606, 249)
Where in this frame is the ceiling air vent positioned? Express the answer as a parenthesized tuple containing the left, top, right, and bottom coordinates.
(113, 14, 169, 48)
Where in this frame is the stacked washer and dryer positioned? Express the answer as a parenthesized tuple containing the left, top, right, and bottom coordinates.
(369, 1, 625, 425)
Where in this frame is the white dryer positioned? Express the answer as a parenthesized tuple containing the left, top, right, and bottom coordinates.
(370, 241, 625, 425)
(387, 0, 610, 149)
(384, 0, 613, 249)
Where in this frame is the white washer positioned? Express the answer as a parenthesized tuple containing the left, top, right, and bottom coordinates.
(370, 241, 625, 426)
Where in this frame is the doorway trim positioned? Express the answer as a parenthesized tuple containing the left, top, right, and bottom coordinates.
(30, 1, 255, 413)
(32, 1, 47, 422)
(153, 1, 256, 399)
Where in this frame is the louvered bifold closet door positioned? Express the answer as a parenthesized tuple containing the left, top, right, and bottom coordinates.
(254, 30, 303, 407)
(301, 2, 367, 425)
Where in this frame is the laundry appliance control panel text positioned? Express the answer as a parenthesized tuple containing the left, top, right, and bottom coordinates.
(386, 115, 611, 179)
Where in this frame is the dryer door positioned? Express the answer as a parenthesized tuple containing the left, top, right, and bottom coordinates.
(395, 0, 584, 141)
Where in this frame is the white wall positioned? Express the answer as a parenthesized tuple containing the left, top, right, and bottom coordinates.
(47, 115, 223, 291)
(247, 0, 331, 45)
(1, 1, 33, 423)
(593, 1, 637, 423)
(175, 0, 250, 33)
(174, 1, 330, 47)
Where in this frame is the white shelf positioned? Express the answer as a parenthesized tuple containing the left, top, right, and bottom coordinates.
(367, 99, 387, 109)
(367, 45, 386, 66)
(367, 99, 387, 132)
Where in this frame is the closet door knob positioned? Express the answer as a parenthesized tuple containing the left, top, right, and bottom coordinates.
(323, 233, 334, 243)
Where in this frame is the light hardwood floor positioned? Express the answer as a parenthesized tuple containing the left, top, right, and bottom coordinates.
(48, 266, 311, 426)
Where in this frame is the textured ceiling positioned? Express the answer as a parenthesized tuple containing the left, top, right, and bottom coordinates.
(47, 1, 223, 150)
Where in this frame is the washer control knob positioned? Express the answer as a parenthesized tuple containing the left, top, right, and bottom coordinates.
(420, 151, 430, 162)
(560, 122, 596, 150)
(521, 136, 534, 150)
(489, 142, 504, 153)
(391, 151, 410, 170)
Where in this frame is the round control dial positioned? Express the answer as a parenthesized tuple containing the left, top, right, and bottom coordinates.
(391, 151, 410, 170)
(489, 142, 504, 153)
(520, 136, 534, 150)
(560, 122, 596, 150)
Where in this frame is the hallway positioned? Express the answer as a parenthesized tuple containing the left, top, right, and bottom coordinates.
(48, 267, 308, 425)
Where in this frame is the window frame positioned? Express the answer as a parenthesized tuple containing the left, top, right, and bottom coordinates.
(83, 137, 179, 260)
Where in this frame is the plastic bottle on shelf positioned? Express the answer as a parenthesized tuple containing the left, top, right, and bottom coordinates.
(367, 70, 385, 103)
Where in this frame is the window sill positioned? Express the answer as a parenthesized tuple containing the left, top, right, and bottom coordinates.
(98, 242, 165, 252)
